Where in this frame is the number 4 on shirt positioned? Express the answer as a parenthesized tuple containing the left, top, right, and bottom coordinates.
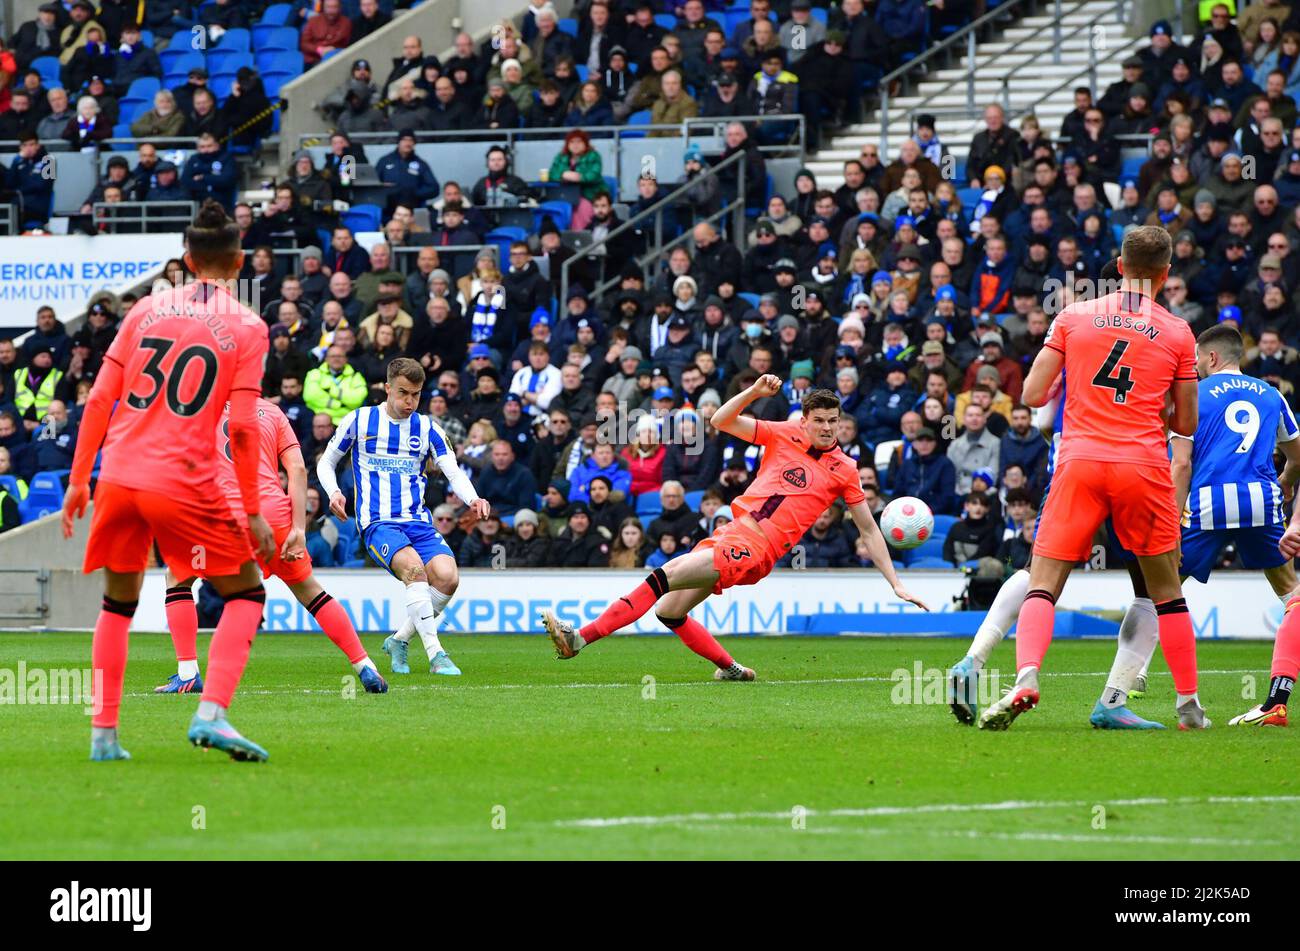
(1092, 339, 1136, 404)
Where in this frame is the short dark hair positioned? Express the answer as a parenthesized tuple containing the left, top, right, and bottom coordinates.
(801, 389, 841, 416)
(1197, 324, 1244, 364)
(387, 357, 425, 386)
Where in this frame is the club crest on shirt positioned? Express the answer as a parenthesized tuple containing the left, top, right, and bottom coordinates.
(782, 466, 808, 489)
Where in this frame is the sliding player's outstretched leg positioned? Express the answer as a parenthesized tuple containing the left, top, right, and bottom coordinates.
(949, 568, 1030, 724)
(655, 584, 753, 681)
(542, 547, 720, 659)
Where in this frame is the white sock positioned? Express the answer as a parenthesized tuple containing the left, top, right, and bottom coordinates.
(405, 582, 453, 658)
(1176, 692, 1200, 708)
(352, 657, 377, 674)
(392, 617, 416, 643)
(196, 700, 226, 722)
(1014, 664, 1039, 691)
(967, 569, 1031, 668)
(178, 659, 200, 680)
(1100, 598, 1158, 707)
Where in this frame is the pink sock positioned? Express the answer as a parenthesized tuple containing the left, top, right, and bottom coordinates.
(1155, 597, 1198, 695)
(659, 613, 733, 667)
(1014, 589, 1056, 673)
(1271, 593, 1300, 681)
(578, 568, 669, 643)
(200, 587, 264, 709)
(165, 585, 198, 662)
(91, 597, 136, 728)
(308, 592, 367, 665)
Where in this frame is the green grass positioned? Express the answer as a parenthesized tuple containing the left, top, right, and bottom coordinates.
(1, 633, 1295, 859)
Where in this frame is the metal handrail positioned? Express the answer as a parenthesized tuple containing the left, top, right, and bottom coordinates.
(994, 0, 1129, 112)
(877, 0, 1041, 152)
(92, 201, 198, 233)
(879, 0, 1135, 153)
(558, 148, 747, 307)
(296, 115, 802, 202)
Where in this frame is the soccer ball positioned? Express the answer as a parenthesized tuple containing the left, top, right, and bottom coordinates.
(880, 497, 934, 550)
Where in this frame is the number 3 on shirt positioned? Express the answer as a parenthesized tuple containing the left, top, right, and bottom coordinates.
(1091, 339, 1136, 404)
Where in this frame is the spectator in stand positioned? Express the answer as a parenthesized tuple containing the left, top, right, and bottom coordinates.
(302, 0, 352, 68)
(546, 502, 611, 567)
(944, 492, 1003, 565)
(32, 398, 75, 473)
(474, 439, 539, 517)
(947, 403, 1001, 499)
(304, 345, 367, 424)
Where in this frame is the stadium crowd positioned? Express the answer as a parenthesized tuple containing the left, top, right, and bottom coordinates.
(1, 1, 1294, 575)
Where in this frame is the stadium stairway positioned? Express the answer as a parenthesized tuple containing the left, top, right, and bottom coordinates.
(806, 0, 1149, 185)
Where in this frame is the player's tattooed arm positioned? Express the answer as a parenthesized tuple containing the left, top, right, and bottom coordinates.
(712, 374, 781, 443)
(847, 500, 931, 612)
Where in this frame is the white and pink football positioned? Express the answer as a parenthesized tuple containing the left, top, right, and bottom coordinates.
(880, 497, 935, 550)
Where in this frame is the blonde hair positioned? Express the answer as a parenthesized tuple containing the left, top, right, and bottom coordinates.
(468, 420, 497, 445)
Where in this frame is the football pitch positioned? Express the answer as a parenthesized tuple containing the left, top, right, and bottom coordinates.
(2, 632, 1295, 860)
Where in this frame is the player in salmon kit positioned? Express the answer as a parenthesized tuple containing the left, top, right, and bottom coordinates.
(540, 377, 929, 679)
(64, 199, 276, 763)
(979, 226, 1208, 732)
(156, 398, 388, 696)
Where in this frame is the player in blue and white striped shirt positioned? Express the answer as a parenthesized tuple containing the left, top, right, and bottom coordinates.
(317, 359, 489, 676)
(1172, 326, 1300, 589)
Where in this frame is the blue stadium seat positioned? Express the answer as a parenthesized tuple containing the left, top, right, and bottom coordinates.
(31, 56, 61, 88)
(111, 123, 134, 148)
(574, 64, 588, 81)
(261, 71, 295, 99)
(207, 49, 253, 75)
(120, 98, 153, 123)
(684, 490, 704, 510)
(214, 27, 251, 50)
(810, 7, 828, 23)
(159, 48, 205, 77)
(140, 29, 155, 47)
(252, 25, 300, 52)
(536, 200, 573, 231)
(260, 3, 292, 25)
(931, 514, 958, 535)
(126, 77, 161, 99)
(341, 203, 383, 233)
(957, 185, 983, 207)
(557, 16, 579, 37)
(738, 292, 760, 307)
(1120, 154, 1146, 181)
(654, 14, 677, 29)
(209, 72, 237, 100)
(0, 475, 23, 499)
(908, 556, 952, 570)
(22, 472, 65, 522)
(905, 535, 948, 563)
(603, 175, 619, 199)
(256, 49, 303, 75)
(635, 493, 663, 518)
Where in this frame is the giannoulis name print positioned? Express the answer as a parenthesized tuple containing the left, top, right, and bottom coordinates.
(49, 882, 151, 931)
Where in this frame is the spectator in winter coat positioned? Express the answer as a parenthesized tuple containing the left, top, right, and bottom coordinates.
(998, 405, 1048, 483)
(892, 427, 958, 515)
(943, 492, 1004, 565)
(946, 404, 1002, 498)
(473, 439, 539, 516)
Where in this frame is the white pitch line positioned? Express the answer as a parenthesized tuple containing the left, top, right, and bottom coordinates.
(554, 794, 1300, 829)
(674, 822, 1266, 848)
(121, 668, 1261, 699)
